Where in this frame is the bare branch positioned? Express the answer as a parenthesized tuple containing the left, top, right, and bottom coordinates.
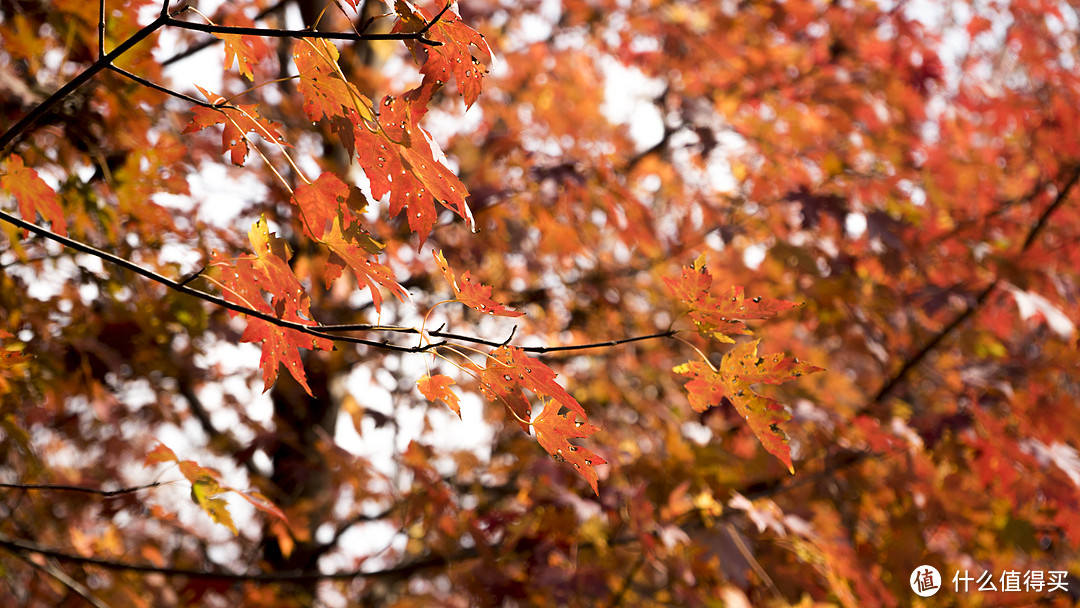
(0, 532, 477, 582)
(107, 65, 216, 107)
(0, 481, 164, 497)
(98, 0, 106, 58)
(0, 14, 171, 152)
(0, 210, 441, 354)
(164, 18, 442, 46)
(3, 547, 114, 608)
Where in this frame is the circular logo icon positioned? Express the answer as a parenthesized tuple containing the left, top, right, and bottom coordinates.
(910, 565, 942, 597)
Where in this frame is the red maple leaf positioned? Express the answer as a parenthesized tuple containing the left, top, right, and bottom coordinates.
(532, 403, 606, 495)
(292, 39, 373, 124)
(417, 374, 462, 418)
(321, 216, 409, 313)
(664, 256, 799, 342)
(215, 13, 272, 81)
(475, 346, 588, 426)
(182, 87, 287, 166)
(433, 250, 523, 317)
(394, 1, 493, 107)
(353, 97, 473, 243)
(1, 154, 66, 236)
(291, 38, 472, 243)
(212, 217, 332, 395)
(241, 317, 331, 397)
(675, 340, 823, 473)
(292, 171, 367, 239)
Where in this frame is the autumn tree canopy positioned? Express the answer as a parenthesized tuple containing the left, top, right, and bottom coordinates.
(2, 0, 1079, 606)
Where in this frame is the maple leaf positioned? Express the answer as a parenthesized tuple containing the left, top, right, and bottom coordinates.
(0, 337, 30, 395)
(532, 403, 606, 495)
(190, 476, 238, 535)
(241, 318, 332, 397)
(234, 489, 289, 524)
(1, 154, 67, 236)
(394, 1, 493, 107)
(182, 87, 287, 166)
(675, 340, 823, 473)
(292, 171, 369, 239)
(144, 443, 178, 466)
(147, 447, 237, 534)
(321, 216, 409, 313)
(433, 250, 524, 317)
(417, 374, 462, 418)
(292, 39, 472, 243)
(472, 346, 588, 433)
(214, 217, 332, 395)
(664, 256, 799, 342)
(146, 444, 287, 532)
(292, 39, 375, 124)
(354, 98, 473, 243)
(215, 14, 272, 81)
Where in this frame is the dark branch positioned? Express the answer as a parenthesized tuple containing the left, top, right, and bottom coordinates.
(0, 532, 476, 582)
(163, 18, 442, 46)
(98, 0, 106, 58)
(0, 481, 164, 497)
(0, 210, 441, 354)
(310, 324, 678, 354)
(870, 165, 1080, 407)
(107, 65, 216, 107)
(0, 14, 170, 152)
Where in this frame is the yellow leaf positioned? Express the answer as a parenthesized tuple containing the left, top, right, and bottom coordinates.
(191, 477, 237, 535)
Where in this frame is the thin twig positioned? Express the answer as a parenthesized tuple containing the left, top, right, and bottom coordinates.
(107, 65, 216, 107)
(0, 13, 171, 152)
(98, 0, 106, 58)
(163, 18, 442, 46)
(0, 210, 441, 354)
(0, 481, 164, 497)
(871, 165, 1080, 406)
(160, 0, 289, 66)
(3, 547, 113, 608)
(0, 532, 477, 582)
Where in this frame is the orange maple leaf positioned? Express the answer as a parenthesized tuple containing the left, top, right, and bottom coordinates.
(664, 256, 800, 342)
(215, 14, 272, 81)
(394, 1, 493, 107)
(434, 250, 524, 317)
(182, 87, 287, 166)
(213, 217, 332, 395)
(532, 403, 606, 495)
(675, 340, 823, 473)
(417, 374, 462, 418)
(292, 171, 367, 240)
(321, 216, 409, 313)
(1, 154, 66, 236)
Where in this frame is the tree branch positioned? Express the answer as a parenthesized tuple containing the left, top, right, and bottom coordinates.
(0, 13, 171, 152)
(871, 165, 1080, 406)
(160, 0, 290, 67)
(0, 532, 475, 583)
(98, 0, 106, 58)
(0, 209, 441, 354)
(0, 481, 164, 497)
(2, 546, 114, 608)
(162, 16, 443, 46)
(107, 65, 216, 107)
